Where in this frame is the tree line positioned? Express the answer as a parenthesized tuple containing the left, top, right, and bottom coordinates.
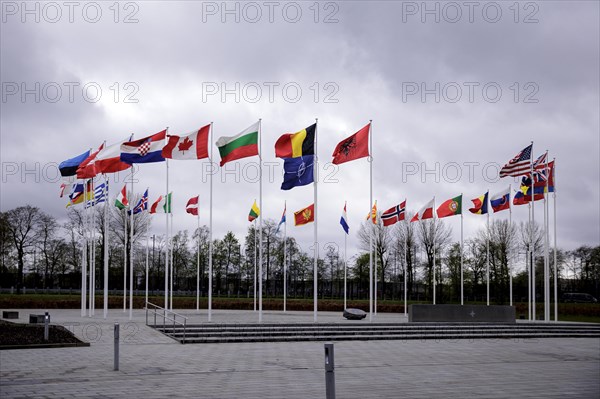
(1, 204, 599, 303)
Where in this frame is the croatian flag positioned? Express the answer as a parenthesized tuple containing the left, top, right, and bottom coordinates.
(120, 130, 167, 164)
(340, 202, 349, 234)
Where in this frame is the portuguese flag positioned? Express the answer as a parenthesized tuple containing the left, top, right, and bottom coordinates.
(248, 200, 260, 222)
(436, 195, 462, 218)
(216, 121, 259, 166)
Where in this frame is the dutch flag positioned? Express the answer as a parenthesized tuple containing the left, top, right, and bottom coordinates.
(340, 202, 350, 234)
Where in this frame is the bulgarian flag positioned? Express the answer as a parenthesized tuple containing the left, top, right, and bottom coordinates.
(248, 200, 260, 222)
(115, 185, 128, 210)
(150, 192, 172, 214)
(216, 121, 259, 166)
(437, 195, 462, 218)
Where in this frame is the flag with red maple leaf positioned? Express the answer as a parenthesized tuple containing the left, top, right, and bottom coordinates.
(162, 124, 210, 160)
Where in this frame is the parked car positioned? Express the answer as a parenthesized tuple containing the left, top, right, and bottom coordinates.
(562, 293, 598, 303)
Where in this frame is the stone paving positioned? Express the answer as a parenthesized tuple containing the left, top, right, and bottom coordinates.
(1, 309, 599, 398)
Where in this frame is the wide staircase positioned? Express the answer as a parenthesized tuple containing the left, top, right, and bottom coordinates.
(151, 322, 600, 344)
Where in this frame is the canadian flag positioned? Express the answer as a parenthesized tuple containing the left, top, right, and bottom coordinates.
(410, 198, 435, 222)
(186, 196, 199, 216)
(162, 125, 210, 160)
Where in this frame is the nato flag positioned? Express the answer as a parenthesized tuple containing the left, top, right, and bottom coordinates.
(281, 155, 314, 190)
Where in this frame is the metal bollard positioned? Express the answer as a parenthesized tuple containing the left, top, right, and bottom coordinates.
(324, 343, 335, 399)
(43, 312, 49, 341)
(114, 323, 120, 371)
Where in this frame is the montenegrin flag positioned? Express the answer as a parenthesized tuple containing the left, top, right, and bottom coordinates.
(294, 203, 315, 226)
(162, 125, 210, 160)
(216, 121, 259, 166)
(436, 195, 462, 218)
(120, 130, 167, 164)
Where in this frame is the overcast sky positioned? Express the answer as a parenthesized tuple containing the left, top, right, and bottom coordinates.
(1, 1, 599, 260)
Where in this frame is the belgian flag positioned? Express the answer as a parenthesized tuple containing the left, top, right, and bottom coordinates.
(274, 124, 316, 158)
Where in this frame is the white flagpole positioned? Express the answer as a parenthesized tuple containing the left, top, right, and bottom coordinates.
(80, 179, 87, 317)
(253, 218, 257, 312)
(433, 196, 436, 306)
(552, 158, 558, 321)
(208, 122, 213, 321)
(460, 193, 464, 305)
(530, 141, 536, 321)
(170, 212, 174, 310)
(368, 120, 373, 322)
(129, 175, 134, 320)
(375, 226, 378, 315)
(486, 190, 490, 306)
(509, 185, 513, 307)
(145, 232, 149, 306)
(123, 191, 127, 313)
(313, 118, 319, 323)
(284, 200, 287, 313)
(259, 119, 264, 323)
(343, 201, 347, 310)
(89, 178, 95, 317)
(165, 159, 170, 310)
(196, 210, 200, 311)
(544, 150, 550, 322)
(103, 176, 109, 319)
(404, 207, 408, 315)
(84, 180, 90, 317)
(527, 202, 532, 320)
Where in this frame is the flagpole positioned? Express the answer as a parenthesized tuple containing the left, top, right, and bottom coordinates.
(259, 118, 264, 323)
(343, 201, 347, 310)
(85, 180, 91, 317)
(368, 120, 373, 322)
(433, 196, 436, 306)
(375, 224, 378, 315)
(404, 209, 408, 315)
(123, 205, 127, 313)
(129, 173, 134, 320)
(284, 200, 287, 313)
(196, 210, 200, 311)
(509, 184, 513, 307)
(460, 193, 464, 305)
(80, 179, 87, 317)
(544, 150, 550, 322)
(530, 141, 536, 321)
(208, 122, 213, 321)
(552, 158, 558, 322)
(145, 232, 149, 306)
(313, 117, 319, 323)
(253, 218, 257, 312)
(165, 158, 170, 310)
(486, 190, 490, 306)
(527, 202, 532, 320)
(170, 212, 174, 310)
(103, 176, 109, 319)
(90, 178, 95, 317)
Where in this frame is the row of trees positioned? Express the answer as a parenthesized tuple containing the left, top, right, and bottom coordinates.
(1, 204, 599, 302)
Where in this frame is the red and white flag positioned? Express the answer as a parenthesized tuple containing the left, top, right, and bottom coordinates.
(382, 200, 406, 227)
(162, 125, 210, 160)
(186, 196, 199, 216)
(410, 198, 434, 222)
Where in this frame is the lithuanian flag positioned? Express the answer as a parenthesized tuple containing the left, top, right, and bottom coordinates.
(248, 200, 260, 222)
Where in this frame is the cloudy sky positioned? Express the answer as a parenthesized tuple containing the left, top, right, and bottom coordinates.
(1, 1, 598, 259)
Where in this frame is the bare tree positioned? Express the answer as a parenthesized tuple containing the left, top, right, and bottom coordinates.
(5, 205, 42, 293)
(357, 216, 392, 298)
(416, 218, 452, 301)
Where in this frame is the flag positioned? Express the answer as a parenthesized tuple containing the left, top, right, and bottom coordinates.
(115, 185, 128, 210)
(469, 192, 489, 214)
(216, 121, 259, 166)
(437, 195, 462, 218)
(365, 201, 377, 224)
(381, 201, 406, 227)
(499, 144, 533, 178)
(129, 189, 148, 215)
(120, 130, 167, 164)
(533, 152, 548, 170)
(410, 198, 434, 222)
(162, 125, 210, 160)
(340, 202, 350, 234)
(66, 183, 85, 208)
(59, 150, 90, 177)
(512, 185, 544, 205)
(331, 123, 370, 165)
(186, 196, 199, 216)
(248, 200, 260, 222)
(294, 203, 315, 226)
(94, 137, 133, 174)
(275, 124, 316, 158)
(275, 204, 287, 234)
(490, 186, 510, 213)
(150, 192, 172, 214)
(529, 160, 555, 190)
(85, 181, 108, 208)
(76, 143, 104, 179)
(59, 183, 67, 198)
(281, 155, 314, 190)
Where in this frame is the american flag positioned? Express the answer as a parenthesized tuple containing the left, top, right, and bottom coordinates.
(381, 201, 406, 227)
(499, 144, 533, 178)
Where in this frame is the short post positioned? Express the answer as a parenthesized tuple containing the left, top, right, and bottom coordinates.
(43, 312, 49, 341)
(324, 343, 335, 399)
(114, 323, 120, 371)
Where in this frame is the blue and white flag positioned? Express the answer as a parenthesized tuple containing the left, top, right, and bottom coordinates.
(340, 202, 349, 234)
(275, 203, 286, 234)
(129, 188, 149, 215)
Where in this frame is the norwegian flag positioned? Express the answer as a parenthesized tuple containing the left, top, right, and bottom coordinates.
(381, 201, 406, 227)
(120, 130, 166, 164)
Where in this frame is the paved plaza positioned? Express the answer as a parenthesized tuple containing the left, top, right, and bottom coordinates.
(1, 309, 599, 398)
